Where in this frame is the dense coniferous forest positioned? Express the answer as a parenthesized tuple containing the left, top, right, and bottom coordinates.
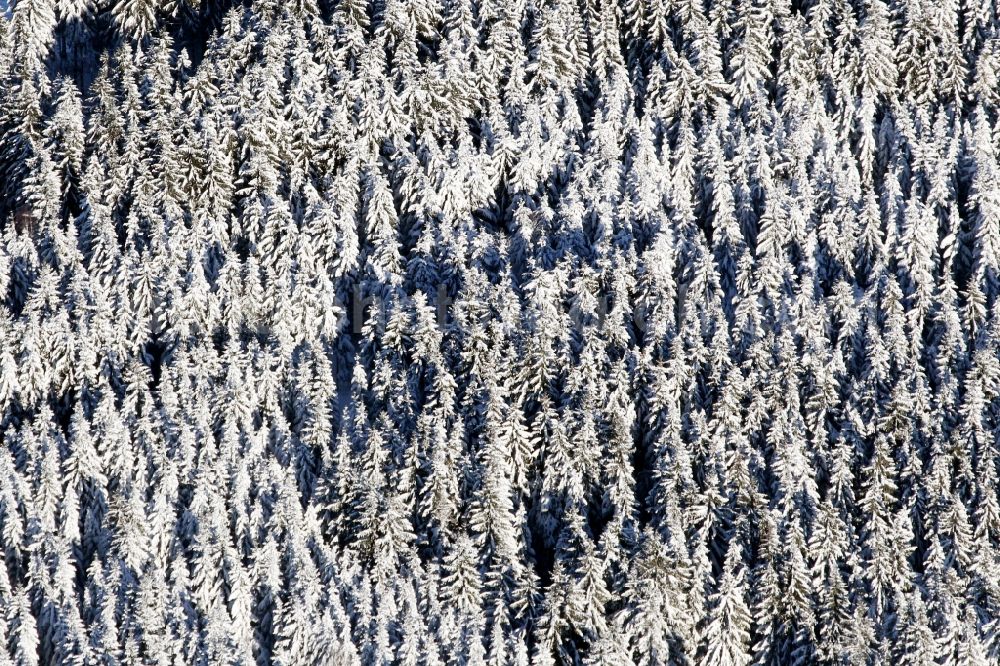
(2, 0, 1000, 663)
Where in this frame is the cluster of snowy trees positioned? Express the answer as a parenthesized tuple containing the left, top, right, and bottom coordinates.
(3, 0, 1000, 663)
